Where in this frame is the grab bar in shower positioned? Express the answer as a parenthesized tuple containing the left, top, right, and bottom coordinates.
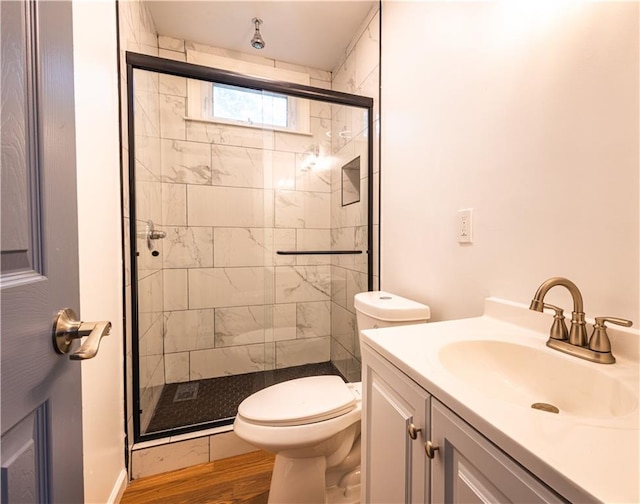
(276, 250, 364, 255)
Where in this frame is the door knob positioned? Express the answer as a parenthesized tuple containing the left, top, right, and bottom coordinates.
(52, 308, 111, 360)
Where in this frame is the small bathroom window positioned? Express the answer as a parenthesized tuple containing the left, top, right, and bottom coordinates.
(341, 156, 361, 206)
(185, 50, 311, 134)
(212, 83, 288, 128)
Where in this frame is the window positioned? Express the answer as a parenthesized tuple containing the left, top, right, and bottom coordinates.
(212, 84, 288, 128)
(185, 51, 311, 134)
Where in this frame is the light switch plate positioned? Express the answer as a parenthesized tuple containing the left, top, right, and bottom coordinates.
(458, 208, 473, 244)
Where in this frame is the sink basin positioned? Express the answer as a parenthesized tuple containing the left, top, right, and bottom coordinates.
(438, 340, 638, 419)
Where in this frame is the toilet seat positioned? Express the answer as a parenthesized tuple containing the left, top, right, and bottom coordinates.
(238, 376, 356, 427)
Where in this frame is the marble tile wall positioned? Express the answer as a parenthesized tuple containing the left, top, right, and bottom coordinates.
(330, 6, 381, 382)
(155, 36, 337, 383)
(134, 65, 166, 433)
(118, 0, 162, 456)
(131, 428, 257, 479)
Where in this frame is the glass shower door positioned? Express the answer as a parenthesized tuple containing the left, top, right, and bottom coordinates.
(131, 68, 277, 436)
(127, 56, 373, 440)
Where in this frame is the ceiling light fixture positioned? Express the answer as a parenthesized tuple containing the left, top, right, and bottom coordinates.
(251, 18, 265, 50)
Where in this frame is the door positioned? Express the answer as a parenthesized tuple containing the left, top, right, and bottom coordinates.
(1, 1, 84, 502)
(127, 54, 374, 439)
(361, 345, 430, 504)
(430, 400, 566, 503)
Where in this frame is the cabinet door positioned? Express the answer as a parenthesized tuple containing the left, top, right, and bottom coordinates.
(362, 345, 430, 504)
(431, 401, 567, 503)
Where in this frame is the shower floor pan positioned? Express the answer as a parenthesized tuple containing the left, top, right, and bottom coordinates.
(145, 361, 345, 434)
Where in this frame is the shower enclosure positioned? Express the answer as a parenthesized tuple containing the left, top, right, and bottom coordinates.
(126, 53, 373, 441)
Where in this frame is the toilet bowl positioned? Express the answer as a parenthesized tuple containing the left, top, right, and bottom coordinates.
(233, 291, 430, 504)
(234, 376, 362, 504)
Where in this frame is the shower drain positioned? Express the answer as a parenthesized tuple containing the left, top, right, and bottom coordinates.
(174, 382, 199, 402)
(531, 402, 559, 414)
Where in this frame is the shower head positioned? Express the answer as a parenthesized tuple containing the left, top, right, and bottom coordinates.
(251, 18, 265, 50)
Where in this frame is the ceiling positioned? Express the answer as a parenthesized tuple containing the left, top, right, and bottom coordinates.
(145, 1, 376, 72)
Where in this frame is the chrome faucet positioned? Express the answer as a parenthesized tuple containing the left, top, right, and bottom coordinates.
(529, 277, 633, 364)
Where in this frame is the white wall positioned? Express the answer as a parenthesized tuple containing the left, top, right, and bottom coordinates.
(381, 2, 639, 323)
(73, 1, 127, 502)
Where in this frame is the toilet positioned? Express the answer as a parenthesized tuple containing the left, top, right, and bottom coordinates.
(354, 290, 431, 330)
(233, 291, 430, 504)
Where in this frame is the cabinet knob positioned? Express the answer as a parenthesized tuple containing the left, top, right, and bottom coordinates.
(408, 423, 422, 440)
(425, 440, 440, 459)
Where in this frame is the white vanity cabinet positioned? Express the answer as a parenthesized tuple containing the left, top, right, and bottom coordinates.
(362, 344, 568, 504)
(362, 344, 430, 503)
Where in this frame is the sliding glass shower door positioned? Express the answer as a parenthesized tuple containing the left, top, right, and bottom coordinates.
(127, 53, 373, 440)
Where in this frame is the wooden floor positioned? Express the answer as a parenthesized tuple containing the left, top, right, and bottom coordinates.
(121, 450, 275, 504)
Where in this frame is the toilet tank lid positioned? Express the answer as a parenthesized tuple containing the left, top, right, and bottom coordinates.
(237, 375, 356, 426)
(354, 291, 431, 322)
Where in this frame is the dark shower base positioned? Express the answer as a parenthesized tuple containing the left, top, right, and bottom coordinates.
(145, 361, 345, 435)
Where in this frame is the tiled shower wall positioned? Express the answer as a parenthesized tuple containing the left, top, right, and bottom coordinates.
(133, 66, 166, 434)
(148, 36, 341, 386)
(330, 7, 381, 381)
(118, 0, 162, 442)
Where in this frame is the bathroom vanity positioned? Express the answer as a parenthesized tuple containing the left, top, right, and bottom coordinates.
(360, 298, 639, 503)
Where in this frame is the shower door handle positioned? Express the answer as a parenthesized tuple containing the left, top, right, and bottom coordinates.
(137, 220, 166, 254)
(52, 308, 111, 360)
(149, 229, 166, 240)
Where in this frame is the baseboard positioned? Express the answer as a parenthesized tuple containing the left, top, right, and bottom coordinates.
(108, 469, 128, 504)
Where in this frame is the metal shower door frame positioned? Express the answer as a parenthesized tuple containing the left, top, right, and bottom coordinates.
(125, 51, 374, 442)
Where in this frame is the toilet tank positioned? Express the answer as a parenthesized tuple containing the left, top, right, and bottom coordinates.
(354, 291, 431, 331)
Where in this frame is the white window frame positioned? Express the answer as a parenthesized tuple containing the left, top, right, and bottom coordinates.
(185, 50, 311, 134)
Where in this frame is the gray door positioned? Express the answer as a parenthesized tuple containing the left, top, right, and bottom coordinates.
(1, 2, 84, 502)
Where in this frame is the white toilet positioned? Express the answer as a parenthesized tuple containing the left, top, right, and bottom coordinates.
(354, 290, 431, 330)
(233, 291, 430, 504)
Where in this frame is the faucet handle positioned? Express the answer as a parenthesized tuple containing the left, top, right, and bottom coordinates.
(543, 304, 568, 341)
(588, 316, 633, 354)
(594, 316, 633, 328)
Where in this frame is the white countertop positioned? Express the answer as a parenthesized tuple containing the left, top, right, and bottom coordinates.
(360, 298, 639, 503)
